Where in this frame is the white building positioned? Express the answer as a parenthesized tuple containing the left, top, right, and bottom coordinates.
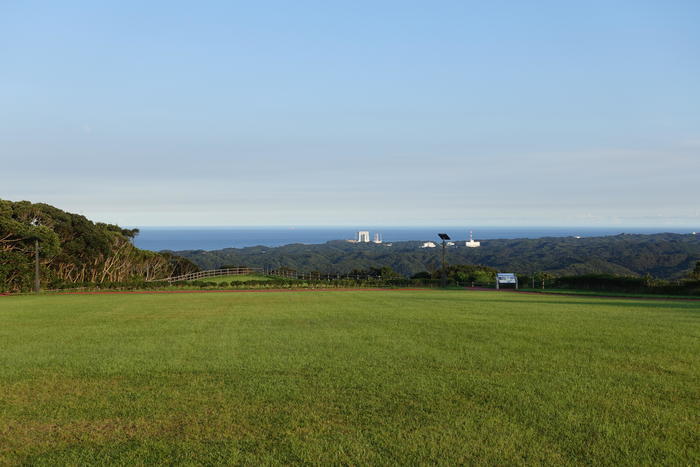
(372, 233, 382, 244)
(421, 241, 437, 248)
(465, 230, 481, 248)
(357, 231, 370, 243)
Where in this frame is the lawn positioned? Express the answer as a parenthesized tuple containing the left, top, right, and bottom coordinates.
(0, 290, 698, 464)
(519, 288, 700, 300)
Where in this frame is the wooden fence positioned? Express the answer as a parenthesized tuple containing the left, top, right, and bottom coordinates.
(153, 267, 389, 283)
(152, 267, 263, 283)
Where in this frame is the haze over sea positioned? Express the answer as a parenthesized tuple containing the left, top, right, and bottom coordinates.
(132, 227, 695, 252)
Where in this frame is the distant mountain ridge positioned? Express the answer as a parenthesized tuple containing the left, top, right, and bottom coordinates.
(172, 233, 700, 279)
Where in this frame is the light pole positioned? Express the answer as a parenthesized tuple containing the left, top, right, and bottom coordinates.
(30, 218, 40, 293)
(438, 233, 450, 288)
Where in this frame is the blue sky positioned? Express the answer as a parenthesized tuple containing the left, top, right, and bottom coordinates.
(2, 1, 699, 227)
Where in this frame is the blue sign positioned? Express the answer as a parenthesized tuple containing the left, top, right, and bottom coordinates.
(497, 273, 517, 284)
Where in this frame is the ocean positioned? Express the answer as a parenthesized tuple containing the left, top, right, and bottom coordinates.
(131, 226, 692, 252)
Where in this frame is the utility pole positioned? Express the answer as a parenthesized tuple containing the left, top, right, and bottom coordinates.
(441, 243, 446, 286)
(30, 218, 41, 293)
(34, 239, 40, 293)
(438, 233, 450, 288)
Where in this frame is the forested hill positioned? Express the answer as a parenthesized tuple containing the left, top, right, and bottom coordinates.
(0, 199, 198, 292)
(173, 233, 700, 279)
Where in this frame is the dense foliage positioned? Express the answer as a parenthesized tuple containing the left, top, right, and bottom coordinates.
(173, 233, 700, 279)
(0, 199, 199, 292)
(549, 274, 700, 296)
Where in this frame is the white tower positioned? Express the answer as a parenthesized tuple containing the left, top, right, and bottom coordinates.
(466, 230, 481, 248)
(373, 232, 382, 244)
(357, 231, 370, 243)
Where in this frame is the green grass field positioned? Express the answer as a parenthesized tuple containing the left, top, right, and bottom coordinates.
(1, 290, 698, 464)
(519, 288, 700, 300)
(190, 274, 277, 284)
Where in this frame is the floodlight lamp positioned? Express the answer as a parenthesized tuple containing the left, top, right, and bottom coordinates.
(438, 233, 450, 240)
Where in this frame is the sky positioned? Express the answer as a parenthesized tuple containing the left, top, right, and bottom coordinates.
(1, 0, 699, 227)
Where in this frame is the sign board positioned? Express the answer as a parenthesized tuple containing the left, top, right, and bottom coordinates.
(497, 273, 517, 284)
(496, 273, 518, 289)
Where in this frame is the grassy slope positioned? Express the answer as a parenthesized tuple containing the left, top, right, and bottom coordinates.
(0, 290, 698, 464)
(190, 274, 277, 284)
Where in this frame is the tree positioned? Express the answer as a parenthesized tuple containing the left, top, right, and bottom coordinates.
(0, 208, 61, 292)
(691, 261, 700, 280)
(438, 264, 497, 283)
(1, 199, 182, 291)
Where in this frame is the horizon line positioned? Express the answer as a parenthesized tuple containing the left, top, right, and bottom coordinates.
(126, 225, 699, 230)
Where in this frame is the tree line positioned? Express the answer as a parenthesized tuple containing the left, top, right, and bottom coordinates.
(0, 199, 199, 292)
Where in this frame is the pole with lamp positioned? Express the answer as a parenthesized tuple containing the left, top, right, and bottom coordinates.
(437, 233, 450, 288)
(30, 218, 40, 293)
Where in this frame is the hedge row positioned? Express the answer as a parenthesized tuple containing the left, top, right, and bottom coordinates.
(551, 274, 700, 295)
(34, 275, 700, 296)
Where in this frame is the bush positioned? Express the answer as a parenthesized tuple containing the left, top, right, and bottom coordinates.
(552, 274, 700, 296)
(555, 274, 646, 292)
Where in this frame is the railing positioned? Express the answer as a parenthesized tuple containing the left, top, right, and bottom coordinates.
(152, 267, 264, 282)
(152, 267, 502, 289)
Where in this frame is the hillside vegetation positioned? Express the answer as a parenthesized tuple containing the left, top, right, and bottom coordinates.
(174, 233, 700, 279)
(0, 199, 198, 292)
